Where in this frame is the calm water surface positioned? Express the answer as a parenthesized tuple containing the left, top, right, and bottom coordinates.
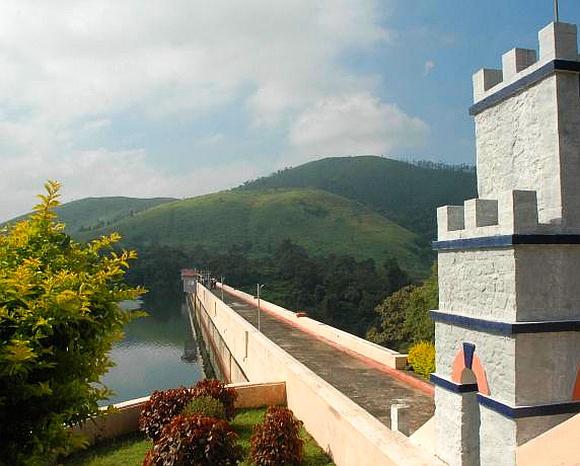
(100, 293, 204, 405)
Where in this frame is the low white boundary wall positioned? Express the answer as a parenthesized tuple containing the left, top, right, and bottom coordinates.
(195, 284, 440, 466)
(74, 381, 287, 445)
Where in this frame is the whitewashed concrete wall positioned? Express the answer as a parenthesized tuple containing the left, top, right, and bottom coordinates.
(475, 76, 561, 225)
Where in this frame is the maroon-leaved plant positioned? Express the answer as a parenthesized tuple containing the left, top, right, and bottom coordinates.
(143, 415, 243, 466)
(250, 406, 304, 465)
(139, 387, 195, 441)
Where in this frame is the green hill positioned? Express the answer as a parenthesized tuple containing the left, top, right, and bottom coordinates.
(5, 156, 475, 280)
(55, 197, 177, 234)
(239, 156, 476, 240)
(3, 196, 176, 234)
(78, 189, 429, 277)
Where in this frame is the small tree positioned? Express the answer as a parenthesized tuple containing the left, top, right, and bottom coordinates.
(367, 265, 437, 352)
(0, 181, 144, 465)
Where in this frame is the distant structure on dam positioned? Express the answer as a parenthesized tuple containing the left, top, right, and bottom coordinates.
(433, 20, 580, 466)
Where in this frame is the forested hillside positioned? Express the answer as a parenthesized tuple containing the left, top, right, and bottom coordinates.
(6, 156, 475, 342)
(77, 188, 429, 277)
(240, 156, 476, 240)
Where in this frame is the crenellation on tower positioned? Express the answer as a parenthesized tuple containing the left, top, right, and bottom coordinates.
(436, 190, 541, 241)
(464, 198, 498, 230)
(501, 48, 537, 81)
(538, 21, 578, 62)
(437, 205, 465, 237)
(472, 22, 578, 105)
(472, 68, 503, 102)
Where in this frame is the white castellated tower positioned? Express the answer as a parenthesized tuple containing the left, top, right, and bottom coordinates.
(431, 22, 580, 466)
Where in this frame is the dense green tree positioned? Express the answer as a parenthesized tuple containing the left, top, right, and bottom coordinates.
(247, 241, 412, 337)
(121, 237, 415, 340)
(271, 240, 321, 310)
(0, 182, 143, 465)
(402, 265, 437, 343)
(366, 286, 413, 351)
(367, 265, 437, 351)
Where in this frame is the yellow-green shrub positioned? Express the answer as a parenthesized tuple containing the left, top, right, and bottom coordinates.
(0, 181, 143, 465)
(182, 395, 226, 420)
(407, 341, 435, 379)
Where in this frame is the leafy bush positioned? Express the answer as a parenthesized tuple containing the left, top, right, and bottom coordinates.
(250, 406, 304, 466)
(143, 415, 242, 466)
(0, 181, 143, 465)
(407, 341, 436, 379)
(183, 395, 226, 420)
(367, 265, 437, 351)
(139, 387, 195, 441)
(191, 379, 237, 420)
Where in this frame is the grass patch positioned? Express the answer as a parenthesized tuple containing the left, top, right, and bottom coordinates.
(61, 408, 334, 466)
(59, 433, 150, 466)
(230, 408, 334, 466)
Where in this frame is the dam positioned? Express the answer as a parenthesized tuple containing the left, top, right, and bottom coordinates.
(184, 272, 442, 466)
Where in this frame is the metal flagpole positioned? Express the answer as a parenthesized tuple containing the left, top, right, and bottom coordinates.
(554, 0, 560, 22)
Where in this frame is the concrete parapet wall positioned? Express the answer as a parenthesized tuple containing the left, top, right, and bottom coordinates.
(73, 382, 287, 446)
(231, 381, 287, 409)
(516, 412, 580, 465)
(73, 396, 150, 447)
(219, 283, 408, 370)
(195, 283, 440, 466)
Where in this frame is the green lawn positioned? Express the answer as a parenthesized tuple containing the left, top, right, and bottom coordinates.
(232, 409, 334, 466)
(59, 433, 150, 466)
(61, 408, 334, 466)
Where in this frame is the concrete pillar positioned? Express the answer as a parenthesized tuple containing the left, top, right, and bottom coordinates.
(432, 22, 580, 466)
(390, 402, 410, 436)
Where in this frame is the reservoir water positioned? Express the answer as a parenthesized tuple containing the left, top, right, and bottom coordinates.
(100, 291, 204, 405)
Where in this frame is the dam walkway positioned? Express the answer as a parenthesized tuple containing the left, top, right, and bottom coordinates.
(214, 289, 434, 435)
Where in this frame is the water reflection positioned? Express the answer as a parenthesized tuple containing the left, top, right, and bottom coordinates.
(100, 291, 204, 405)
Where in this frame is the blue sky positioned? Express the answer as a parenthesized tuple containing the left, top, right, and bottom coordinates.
(0, 0, 578, 220)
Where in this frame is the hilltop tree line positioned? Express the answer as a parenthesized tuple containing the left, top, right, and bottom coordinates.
(125, 241, 435, 344)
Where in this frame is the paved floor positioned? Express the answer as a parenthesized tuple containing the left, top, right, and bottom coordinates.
(216, 290, 435, 435)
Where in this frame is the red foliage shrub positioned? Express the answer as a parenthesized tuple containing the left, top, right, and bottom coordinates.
(250, 406, 304, 465)
(191, 379, 238, 420)
(143, 415, 243, 466)
(139, 387, 195, 441)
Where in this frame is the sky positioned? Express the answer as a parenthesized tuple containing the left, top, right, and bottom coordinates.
(1, 0, 579, 221)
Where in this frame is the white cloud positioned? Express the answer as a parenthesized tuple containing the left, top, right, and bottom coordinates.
(0, 139, 260, 221)
(424, 60, 436, 76)
(288, 93, 429, 160)
(0, 0, 390, 123)
(0, 0, 430, 220)
(0, 117, 258, 221)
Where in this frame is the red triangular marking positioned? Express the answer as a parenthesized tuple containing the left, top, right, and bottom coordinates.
(573, 367, 580, 401)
